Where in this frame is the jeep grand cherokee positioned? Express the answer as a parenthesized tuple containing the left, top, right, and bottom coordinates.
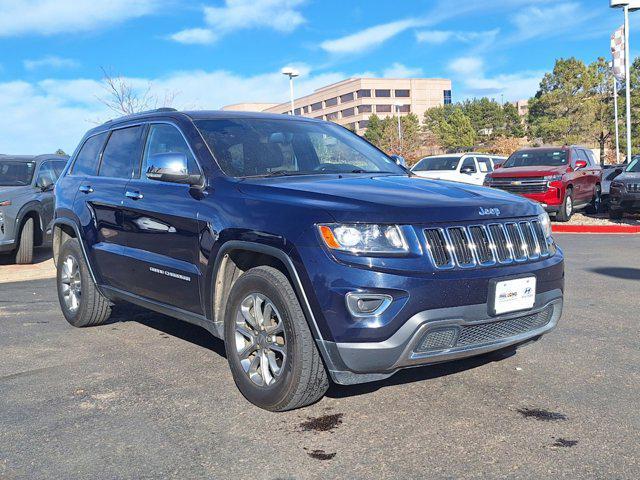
(52, 109, 564, 411)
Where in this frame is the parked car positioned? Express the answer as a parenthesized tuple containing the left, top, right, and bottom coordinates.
(608, 157, 640, 219)
(0, 154, 69, 263)
(411, 153, 504, 185)
(53, 109, 564, 411)
(602, 163, 627, 197)
(484, 146, 602, 222)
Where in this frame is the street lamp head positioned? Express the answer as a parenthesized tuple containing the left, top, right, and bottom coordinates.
(281, 67, 300, 78)
(610, 0, 640, 10)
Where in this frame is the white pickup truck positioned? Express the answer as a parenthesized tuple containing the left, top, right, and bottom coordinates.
(411, 153, 506, 186)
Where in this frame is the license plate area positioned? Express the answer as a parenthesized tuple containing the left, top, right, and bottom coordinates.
(488, 276, 536, 316)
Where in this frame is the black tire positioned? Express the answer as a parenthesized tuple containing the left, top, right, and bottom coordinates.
(14, 217, 34, 264)
(585, 185, 602, 214)
(609, 209, 624, 220)
(224, 266, 329, 411)
(57, 238, 112, 327)
(555, 188, 573, 222)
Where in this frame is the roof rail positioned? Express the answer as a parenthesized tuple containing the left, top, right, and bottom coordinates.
(102, 107, 178, 124)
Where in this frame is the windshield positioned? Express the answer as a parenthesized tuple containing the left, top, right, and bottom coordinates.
(503, 150, 568, 168)
(0, 161, 36, 186)
(412, 156, 460, 171)
(194, 118, 405, 177)
(626, 158, 640, 172)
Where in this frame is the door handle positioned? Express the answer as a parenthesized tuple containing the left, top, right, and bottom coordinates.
(125, 190, 144, 200)
(79, 185, 93, 194)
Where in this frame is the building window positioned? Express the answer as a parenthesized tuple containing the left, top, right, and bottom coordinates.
(346, 123, 356, 131)
(376, 104, 392, 113)
(397, 104, 410, 113)
(375, 89, 391, 97)
(341, 107, 355, 118)
(311, 101, 323, 111)
(315, 115, 324, 120)
(303, 106, 309, 113)
(294, 108, 302, 115)
(358, 120, 369, 129)
(357, 104, 372, 113)
(357, 89, 371, 98)
(443, 90, 452, 105)
(325, 97, 338, 107)
(326, 112, 339, 121)
(340, 92, 354, 103)
(395, 89, 410, 97)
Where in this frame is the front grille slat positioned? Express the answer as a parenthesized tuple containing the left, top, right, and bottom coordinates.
(425, 218, 551, 270)
(489, 177, 548, 195)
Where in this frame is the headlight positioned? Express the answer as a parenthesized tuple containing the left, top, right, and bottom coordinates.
(544, 175, 563, 185)
(538, 212, 552, 238)
(318, 224, 409, 254)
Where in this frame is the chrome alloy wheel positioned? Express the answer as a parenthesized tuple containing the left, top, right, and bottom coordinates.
(234, 293, 287, 387)
(566, 195, 573, 216)
(60, 255, 81, 313)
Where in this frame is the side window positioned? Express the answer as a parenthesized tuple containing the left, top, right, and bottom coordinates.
(35, 162, 56, 188)
(71, 133, 107, 176)
(460, 157, 477, 173)
(142, 124, 199, 176)
(584, 150, 596, 166)
(476, 156, 492, 172)
(99, 126, 144, 179)
(52, 160, 67, 178)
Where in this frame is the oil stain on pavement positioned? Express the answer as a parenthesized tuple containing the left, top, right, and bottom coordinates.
(299, 413, 344, 432)
(516, 407, 567, 421)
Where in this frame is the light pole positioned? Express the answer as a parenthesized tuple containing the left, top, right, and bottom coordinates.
(394, 102, 403, 151)
(611, 61, 621, 164)
(611, 1, 640, 159)
(281, 67, 299, 115)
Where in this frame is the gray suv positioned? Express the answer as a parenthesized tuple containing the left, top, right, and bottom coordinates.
(0, 154, 68, 263)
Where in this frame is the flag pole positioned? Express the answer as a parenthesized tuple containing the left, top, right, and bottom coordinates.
(624, 5, 633, 160)
(613, 74, 621, 164)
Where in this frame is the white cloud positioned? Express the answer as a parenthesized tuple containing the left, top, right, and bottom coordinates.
(169, 28, 218, 45)
(169, 0, 306, 44)
(510, 2, 596, 42)
(320, 19, 419, 54)
(382, 63, 423, 78)
(23, 56, 79, 71)
(416, 29, 500, 45)
(0, 0, 161, 37)
(448, 56, 543, 102)
(449, 57, 484, 76)
(0, 65, 348, 154)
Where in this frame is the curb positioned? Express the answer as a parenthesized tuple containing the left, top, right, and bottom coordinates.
(552, 224, 640, 234)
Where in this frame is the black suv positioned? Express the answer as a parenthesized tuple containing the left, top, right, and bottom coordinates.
(53, 109, 564, 411)
(609, 157, 640, 219)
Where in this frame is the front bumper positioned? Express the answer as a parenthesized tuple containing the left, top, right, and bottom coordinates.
(319, 289, 562, 385)
(609, 192, 640, 212)
(0, 238, 16, 253)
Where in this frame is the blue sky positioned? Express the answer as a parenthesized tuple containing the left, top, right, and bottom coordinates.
(0, 0, 633, 153)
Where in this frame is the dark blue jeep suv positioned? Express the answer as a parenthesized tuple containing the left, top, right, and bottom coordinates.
(53, 109, 564, 411)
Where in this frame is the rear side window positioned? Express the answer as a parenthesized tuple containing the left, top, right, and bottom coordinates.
(142, 124, 200, 176)
(476, 156, 493, 172)
(72, 133, 107, 176)
(460, 157, 476, 172)
(99, 126, 144, 179)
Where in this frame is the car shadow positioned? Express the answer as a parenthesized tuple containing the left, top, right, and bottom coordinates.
(112, 304, 227, 358)
(0, 246, 52, 266)
(588, 267, 640, 281)
(325, 350, 513, 399)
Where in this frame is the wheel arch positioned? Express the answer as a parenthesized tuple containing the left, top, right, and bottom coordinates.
(52, 218, 99, 285)
(16, 202, 44, 246)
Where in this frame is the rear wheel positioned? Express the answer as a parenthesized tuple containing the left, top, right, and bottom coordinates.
(555, 188, 573, 222)
(57, 238, 112, 327)
(14, 218, 34, 264)
(224, 266, 329, 411)
(585, 185, 602, 214)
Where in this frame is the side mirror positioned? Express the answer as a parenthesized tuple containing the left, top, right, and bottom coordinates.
(40, 183, 54, 192)
(390, 154, 406, 167)
(146, 153, 201, 185)
(574, 160, 588, 170)
(460, 166, 475, 174)
(614, 168, 623, 174)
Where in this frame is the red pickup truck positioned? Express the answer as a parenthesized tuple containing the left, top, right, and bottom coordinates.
(484, 146, 602, 221)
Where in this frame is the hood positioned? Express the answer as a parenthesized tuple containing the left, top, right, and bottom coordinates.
(0, 185, 31, 200)
(237, 174, 540, 224)
(490, 165, 568, 178)
(617, 171, 640, 181)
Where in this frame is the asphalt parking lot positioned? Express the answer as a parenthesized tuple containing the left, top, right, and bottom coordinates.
(0, 235, 638, 479)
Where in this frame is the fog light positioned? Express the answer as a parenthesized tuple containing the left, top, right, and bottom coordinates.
(416, 327, 459, 352)
(345, 292, 392, 317)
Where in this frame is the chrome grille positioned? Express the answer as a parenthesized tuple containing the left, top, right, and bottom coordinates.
(489, 177, 548, 194)
(415, 306, 554, 353)
(424, 218, 550, 270)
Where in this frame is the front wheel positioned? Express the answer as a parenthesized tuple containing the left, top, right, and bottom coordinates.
(14, 218, 34, 264)
(555, 188, 573, 222)
(224, 266, 329, 411)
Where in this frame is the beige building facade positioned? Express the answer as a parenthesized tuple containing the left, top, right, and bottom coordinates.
(222, 77, 452, 134)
